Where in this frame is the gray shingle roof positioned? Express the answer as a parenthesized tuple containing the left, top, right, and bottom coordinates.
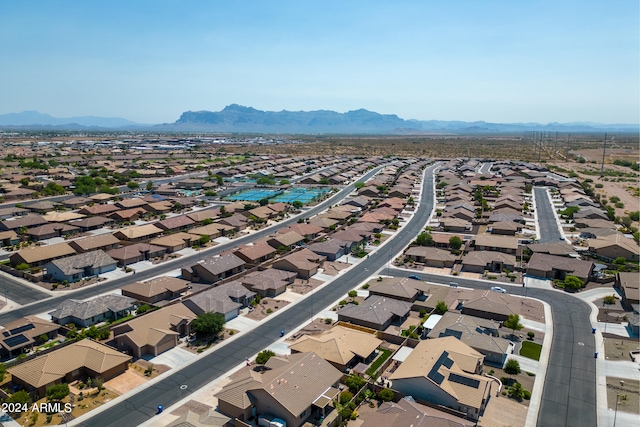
(47, 250, 116, 276)
(49, 294, 135, 321)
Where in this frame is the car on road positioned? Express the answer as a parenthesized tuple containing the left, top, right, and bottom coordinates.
(490, 286, 507, 293)
(408, 275, 422, 281)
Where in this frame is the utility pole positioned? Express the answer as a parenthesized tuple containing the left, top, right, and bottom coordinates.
(600, 133, 607, 178)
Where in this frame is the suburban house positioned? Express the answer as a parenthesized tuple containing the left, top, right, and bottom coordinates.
(155, 215, 196, 232)
(615, 272, 640, 310)
(68, 216, 114, 232)
(588, 235, 640, 262)
(215, 352, 342, 427)
(166, 409, 231, 427)
(150, 232, 200, 253)
(45, 250, 118, 283)
(0, 230, 20, 247)
(472, 235, 519, 255)
(190, 223, 234, 239)
(388, 336, 491, 420)
(288, 325, 382, 372)
(24, 223, 79, 241)
(267, 231, 305, 251)
(49, 294, 135, 327)
(271, 248, 326, 279)
(366, 277, 429, 304)
(426, 312, 513, 365)
(218, 213, 249, 231)
(404, 247, 458, 268)
(181, 254, 246, 283)
(307, 239, 350, 261)
(441, 217, 473, 233)
(337, 295, 412, 331)
(526, 253, 594, 283)
(0, 316, 60, 359)
(113, 224, 163, 242)
(112, 303, 197, 358)
(361, 397, 476, 427)
(240, 268, 297, 298)
(68, 233, 120, 253)
(461, 251, 516, 273)
(8, 339, 131, 398)
(234, 242, 277, 265)
(277, 223, 324, 240)
(78, 204, 120, 216)
(121, 276, 190, 305)
(459, 291, 516, 322)
(107, 243, 167, 266)
(182, 280, 256, 321)
(0, 214, 49, 232)
(10, 242, 77, 267)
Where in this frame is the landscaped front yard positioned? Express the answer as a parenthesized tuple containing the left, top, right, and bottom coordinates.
(520, 341, 542, 361)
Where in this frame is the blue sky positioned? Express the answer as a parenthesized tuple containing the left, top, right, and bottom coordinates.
(1, 1, 638, 124)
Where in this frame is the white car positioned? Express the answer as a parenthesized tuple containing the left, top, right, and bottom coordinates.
(490, 286, 507, 293)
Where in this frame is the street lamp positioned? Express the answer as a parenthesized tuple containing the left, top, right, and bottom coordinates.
(613, 393, 620, 427)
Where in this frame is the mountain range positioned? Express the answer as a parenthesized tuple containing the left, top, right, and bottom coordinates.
(1, 106, 637, 134)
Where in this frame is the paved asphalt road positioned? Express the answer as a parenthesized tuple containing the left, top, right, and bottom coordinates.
(72, 164, 438, 427)
(0, 165, 387, 324)
(534, 187, 563, 243)
(387, 268, 597, 427)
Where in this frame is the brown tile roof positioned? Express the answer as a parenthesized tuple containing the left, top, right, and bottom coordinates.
(12, 242, 76, 264)
(8, 339, 131, 388)
(526, 252, 593, 279)
(289, 325, 381, 366)
(234, 242, 277, 262)
(0, 316, 59, 352)
(69, 233, 120, 252)
(113, 224, 163, 240)
(241, 269, 297, 292)
(112, 304, 197, 348)
(121, 276, 190, 298)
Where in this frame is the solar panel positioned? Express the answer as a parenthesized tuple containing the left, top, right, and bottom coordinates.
(2, 331, 10, 337)
(443, 355, 454, 369)
(3, 334, 30, 348)
(427, 367, 445, 385)
(9, 324, 34, 335)
(449, 373, 480, 389)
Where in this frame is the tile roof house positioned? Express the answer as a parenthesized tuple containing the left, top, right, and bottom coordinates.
(182, 254, 246, 284)
(166, 408, 231, 427)
(121, 276, 190, 305)
(113, 224, 163, 242)
(0, 316, 60, 358)
(588, 235, 640, 262)
(360, 397, 476, 427)
(366, 277, 430, 303)
(526, 252, 594, 283)
(615, 272, 639, 310)
(426, 312, 513, 365)
(150, 232, 201, 253)
(78, 204, 120, 216)
(388, 337, 491, 420)
(267, 231, 305, 250)
(405, 247, 458, 268)
(337, 295, 412, 331)
(459, 291, 516, 322)
(271, 248, 326, 279)
(288, 325, 382, 372)
(155, 215, 196, 232)
(112, 303, 197, 358)
(10, 242, 77, 267)
(234, 243, 277, 266)
(0, 230, 20, 247)
(45, 250, 117, 283)
(190, 222, 234, 239)
(307, 239, 350, 261)
(107, 243, 167, 266)
(240, 268, 297, 298)
(461, 251, 516, 274)
(215, 352, 343, 427)
(49, 294, 135, 327)
(68, 233, 120, 253)
(8, 339, 131, 398)
(0, 214, 49, 231)
(42, 211, 86, 223)
(472, 235, 519, 254)
(25, 222, 80, 241)
(182, 280, 256, 321)
(68, 216, 114, 231)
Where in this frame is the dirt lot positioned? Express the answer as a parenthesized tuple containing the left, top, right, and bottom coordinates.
(288, 318, 334, 339)
(244, 297, 290, 321)
(322, 260, 351, 276)
(477, 384, 529, 427)
(553, 159, 639, 227)
(603, 336, 640, 361)
(287, 277, 324, 294)
(607, 377, 640, 414)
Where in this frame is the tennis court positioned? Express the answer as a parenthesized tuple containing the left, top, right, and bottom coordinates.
(271, 188, 329, 203)
(224, 189, 282, 202)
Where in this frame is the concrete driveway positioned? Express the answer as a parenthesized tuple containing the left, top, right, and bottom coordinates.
(142, 347, 196, 368)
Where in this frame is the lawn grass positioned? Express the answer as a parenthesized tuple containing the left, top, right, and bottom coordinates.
(520, 341, 542, 361)
(366, 348, 392, 378)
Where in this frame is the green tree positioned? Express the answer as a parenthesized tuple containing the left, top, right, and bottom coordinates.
(127, 181, 139, 190)
(213, 174, 224, 186)
(354, 182, 365, 189)
(0, 362, 6, 382)
(6, 390, 30, 406)
(564, 275, 584, 290)
(279, 179, 290, 185)
(508, 382, 525, 400)
(191, 312, 225, 337)
(339, 391, 353, 405)
(137, 304, 152, 314)
(291, 200, 303, 209)
(434, 300, 448, 315)
(348, 290, 358, 298)
(344, 374, 366, 393)
(630, 211, 640, 221)
(259, 198, 269, 206)
(449, 235, 463, 250)
(378, 388, 394, 402)
(197, 235, 211, 246)
(256, 349, 276, 364)
(504, 358, 521, 376)
(613, 257, 626, 265)
(146, 181, 154, 191)
(503, 314, 524, 336)
(46, 383, 70, 401)
(415, 232, 433, 246)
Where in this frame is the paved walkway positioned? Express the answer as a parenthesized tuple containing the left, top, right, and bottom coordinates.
(225, 315, 259, 332)
(510, 354, 540, 375)
(143, 347, 196, 368)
